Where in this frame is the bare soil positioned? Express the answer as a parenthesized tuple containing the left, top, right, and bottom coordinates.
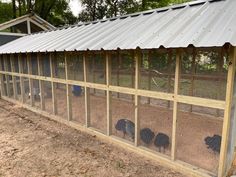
(0, 99, 187, 177)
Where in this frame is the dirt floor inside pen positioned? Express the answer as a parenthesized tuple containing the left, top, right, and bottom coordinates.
(0, 99, 188, 177)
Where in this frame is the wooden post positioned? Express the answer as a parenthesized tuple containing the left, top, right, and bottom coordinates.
(216, 48, 224, 117)
(65, 53, 72, 121)
(4, 55, 10, 97)
(189, 49, 196, 112)
(92, 53, 96, 94)
(171, 49, 181, 161)
(18, 54, 25, 103)
(27, 53, 34, 106)
(167, 50, 172, 108)
(0, 56, 6, 97)
(135, 49, 141, 147)
(84, 52, 90, 127)
(37, 53, 45, 110)
(50, 53, 57, 115)
(10, 54, 17, 100)
(132, 51, 135, 100)
(117, 50, 120, 98)
(147, 51, 151, 104)
(218, 46, 236, 177)
(106, 52, 112, 136)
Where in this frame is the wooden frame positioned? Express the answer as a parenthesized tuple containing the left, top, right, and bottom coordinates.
(0, 47, 234, 177)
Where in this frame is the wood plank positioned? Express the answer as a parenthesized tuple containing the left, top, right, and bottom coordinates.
(171, 49, 181, 161)
(135, 49, 141, 147)
(4, 55, 10, 97)
(218, 47, 236, 177)
(106, 52, 112, 136)
(18, 54, 25, 103)
(37, 53, 45, 110)
(50, 53, 57, 115)
(65, 53, 72, 121)
(10, 54, 17, 100)
(27, 53, 34, 106)
(0, 56, 5, 97)
(83, 53, 90, 127)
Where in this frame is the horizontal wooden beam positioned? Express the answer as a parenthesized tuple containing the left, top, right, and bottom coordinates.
(0, 70, 226, 110)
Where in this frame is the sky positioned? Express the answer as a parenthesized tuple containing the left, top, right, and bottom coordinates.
(1, 0, 83, 17)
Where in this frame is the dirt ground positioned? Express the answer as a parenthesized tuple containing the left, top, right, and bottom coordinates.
(0, 99, 187, 177)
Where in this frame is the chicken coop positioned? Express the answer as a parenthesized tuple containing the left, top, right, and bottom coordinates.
(0, 0, 236, 177)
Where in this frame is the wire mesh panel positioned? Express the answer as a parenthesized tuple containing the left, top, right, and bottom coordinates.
(21, 54, 28, 74)
(89, 88, 107, 133)
(32, 79, 40, 108)
(71, 85, 85, 125)
(112, 92, 135, 143)
(140, 49, 175, 93)
(40, 53, 51, 77)
(1, 75, 7, 96)
(176, 103, 223, 174)
(15, 76, 21, 101)
(87, 53, 106, 84)
(12, 54, 19, 73)
(55, 83, 67, 119)
(53, 53, 66, 79)
(0, 55, 4, 71)
(31, 54, 38, 75)
(67, 53, 84, 81)
(23, 77, 30, 104)
(43, 81, 53, 114)
(4, 55, 11, 72)
(139, 97, 173, 156)
(6, 75, 14, 98)
(180, 48, 228, 100)
(111, 51, 135, 88)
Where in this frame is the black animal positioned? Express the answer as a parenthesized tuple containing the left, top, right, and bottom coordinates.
(204, 134, 221, 153)
(140, 128, 155, 145)
(154, 133, 170, 153)
(115, 119, 135, 141)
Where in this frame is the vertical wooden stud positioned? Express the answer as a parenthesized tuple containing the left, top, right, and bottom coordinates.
(189, 49, 196, 112)
(50, 53, 57, 115)
(135, 49, 141, 147)
(117, 50, 120, 98)
(18, 54, 25, 103)
(106, 52, 112, 136)
(27, 53, 34, 106)
(84, 52, 90, 128)
(218, 47, 236, 177)
(37, 53, 45, 110)
(171, 49, 181, 161)
(10, 54, 17, 100)
(65, 53, 72, 121)
(0, 55, 6, 97)
(147, 51, 151, 104)
(4, 55, 10, 97)
(167, 50, 172, 108)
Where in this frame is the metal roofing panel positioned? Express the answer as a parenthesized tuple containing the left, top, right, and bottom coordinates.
(0, 0, 235, 54)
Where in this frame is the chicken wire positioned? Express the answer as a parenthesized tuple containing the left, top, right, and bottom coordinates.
(111, 51, 135, 88)
(71, 85, 85, 125)
(40, 53, 51, 77)
(139, 97, 173, 156)
(52, 53, 66, 79)
(43, 81, 53, 114)
(67, 54, 84, 81)
(32, 79, 40, 108)
(55, 83, 67, 119)
(112, 92, 135, 143)
(89, 88, 107, 133)
(176, 103, 223, 174)
(87, 53, 106, 85)
(23, 77, 30, 105)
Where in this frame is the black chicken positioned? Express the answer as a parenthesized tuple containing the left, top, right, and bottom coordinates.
(204, 134, 221, 153)
(154, 133, 170, 153)
(115, 119, 135, 141)
(140, 128, 155, 146)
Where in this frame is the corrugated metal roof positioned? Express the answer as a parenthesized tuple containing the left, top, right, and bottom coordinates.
(0, 0, 235, 54)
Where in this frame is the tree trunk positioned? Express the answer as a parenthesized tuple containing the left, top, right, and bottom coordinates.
(12, 0, 17, 18)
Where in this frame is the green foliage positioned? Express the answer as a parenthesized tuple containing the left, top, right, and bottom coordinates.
(0, 2, 13, 24)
